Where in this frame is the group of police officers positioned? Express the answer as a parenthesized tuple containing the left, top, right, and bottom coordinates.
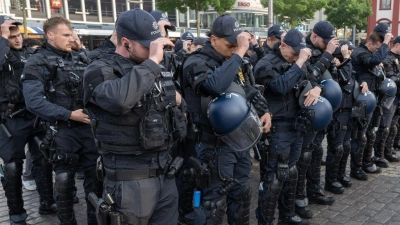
(0, 7, 399, 225)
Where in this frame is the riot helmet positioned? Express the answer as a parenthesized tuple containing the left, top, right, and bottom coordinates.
(207, 92, 262, 151)
(378, 78, 397, 97)
(295, 96, 333, 132)
(319, 79, 342, 112)
(355, 91, 377, 115)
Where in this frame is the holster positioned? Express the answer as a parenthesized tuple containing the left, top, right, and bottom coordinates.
(88, 192, 112, 225)
(96, 156, 105, 181)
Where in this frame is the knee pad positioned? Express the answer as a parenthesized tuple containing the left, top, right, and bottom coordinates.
(55, 171, 75, 195)
(332, 145, 344, 157)
(359, 134, 367, 147)
(203, 197, 227, 225)
(382, 127, 390, 138)
(234, 184, 252, 208)
(3, 162, 23, 178)
(390, 125, 398, 135)
(367, 128, 376, 140)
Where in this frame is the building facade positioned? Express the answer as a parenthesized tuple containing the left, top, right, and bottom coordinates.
(368, 0, 400, 38)
(0, 0, 270, 48)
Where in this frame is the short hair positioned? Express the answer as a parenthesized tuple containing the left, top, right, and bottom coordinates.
(24, 38, 42, 47)
(43, 17, 72, 35)
(116, 34, 123, 46)
(368, 31, 384, 44)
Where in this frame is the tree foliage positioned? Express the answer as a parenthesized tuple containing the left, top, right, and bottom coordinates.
(261, 0, 328, 28)
(324, 0, 372, 31)
(156, 0, 236, 37)
(156, 0, 235, 14)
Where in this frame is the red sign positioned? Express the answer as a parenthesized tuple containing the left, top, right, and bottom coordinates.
(238, 2, 251, 6)
(52, 0, 62, 9)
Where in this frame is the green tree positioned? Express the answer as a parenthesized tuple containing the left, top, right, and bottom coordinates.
(261, 0, 327, 29)
(324, 0, 372, 33)
(156, 0, 236, 37)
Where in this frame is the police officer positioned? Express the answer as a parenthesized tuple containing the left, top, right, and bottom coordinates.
(294, 21, 339, 219)
(86, 31, 117, 62)
(324, 41, 356, 194)
(71, 30, 89, 58)
(22, 17, 102, 225)
(0, 15, 56, 225)
(381, 36, 400, 163)
(351, 23, 393, 180)
(254, 29, 312, 225)
(182, 14, 272, 225)
(263, 24, 286, 54)
(83, 9, 182, 225)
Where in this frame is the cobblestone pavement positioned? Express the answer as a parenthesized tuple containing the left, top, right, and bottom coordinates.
(1, 143, 400, 225)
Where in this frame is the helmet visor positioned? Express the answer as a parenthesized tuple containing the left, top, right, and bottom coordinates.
(220, 108, 262, 151)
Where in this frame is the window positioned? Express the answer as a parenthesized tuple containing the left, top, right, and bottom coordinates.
(380, 0, 391, 10)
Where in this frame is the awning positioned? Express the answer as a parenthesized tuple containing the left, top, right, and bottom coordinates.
(19, 26, 44, 35)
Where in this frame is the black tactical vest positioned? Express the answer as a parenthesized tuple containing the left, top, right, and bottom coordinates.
(262, 53, 300, 122)
(86, 53, 179, 155)
(33, 48, 87, 111)
(0, 47, 33, 103)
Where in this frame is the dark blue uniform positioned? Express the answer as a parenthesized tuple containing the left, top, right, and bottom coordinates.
(22, 43, 102, 225)
(182, 42, 265, 225)
(0, 37, 56, 224)
(351, 41, 389, 176)
(380, 51, 400, 162)
(254, 45, 306, 225)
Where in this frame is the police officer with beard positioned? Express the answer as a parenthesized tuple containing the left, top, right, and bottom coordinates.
(380, 36, 400, 163)
(83, 9, 183, 225)
(182, 14, 272, 225)
(294, 21, 339, 219)
(350, 23, 393, 180)
(254, 29, 312, 225)
(0, 16, 56, 225)
(21, 17, 102, 225)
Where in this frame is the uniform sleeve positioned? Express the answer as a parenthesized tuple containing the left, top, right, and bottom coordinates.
(0, 37, 10, 69)
(269, 64, 305, 95)
(200, 54, 242, 96)
(84, 59, 160, 115)
(22, 57, 72, 122)
(359, 43, 389, 67)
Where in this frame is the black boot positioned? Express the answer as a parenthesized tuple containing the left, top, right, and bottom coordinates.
(1, 162, 27, 224)
(55, 172, 77, 225)
(363, 127, 384, 172)
(324, 145, 344, 194)
(385, 125, 400, 162)
(33, 162, 57, 215)
(9, 213, 28, 225)
(373, 127, 390, 168)
(256, 172, 282, 225)
(278, 167, 309, 225)
(294, 144, 314, 220)
(338, 144, 352, 187)
(350, 134, 369, 181)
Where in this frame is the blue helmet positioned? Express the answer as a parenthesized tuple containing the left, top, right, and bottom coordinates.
(207, 92, 262, 151)
(356, 91, 377, 115)
(378, 78, 397, 97)
(295, 96, 333, 132)
(319, 79, 342, 112)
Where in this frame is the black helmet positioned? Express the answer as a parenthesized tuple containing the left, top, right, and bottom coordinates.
(295, 96, 333, 132)
(207, 92, 262, 151)
(319, 79, 342, 112)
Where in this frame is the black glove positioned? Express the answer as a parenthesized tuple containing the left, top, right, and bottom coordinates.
(5, 85, 22, 104)
(276, 154, 289, 182)
(251, 92, 269, 116)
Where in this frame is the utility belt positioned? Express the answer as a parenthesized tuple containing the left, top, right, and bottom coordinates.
(57, 120, 87, 129)
(1, 103, 32, 119)
(336, 108, 352, 113)
(96, 155, 184, 182)
(270, 125, 295, 133)
(104, 167, 167, 181)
